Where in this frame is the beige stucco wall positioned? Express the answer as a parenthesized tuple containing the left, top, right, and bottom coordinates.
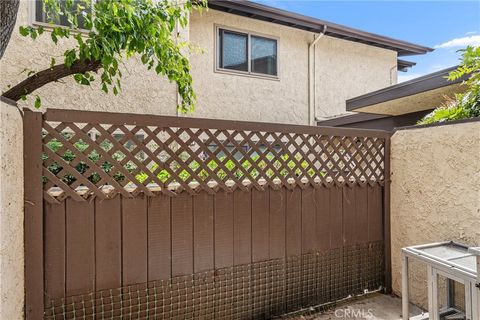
(189, 9, 311, 124)
(189, 9, 397, 124)
(0, 0, 178, 115)
(314, 36, 397, 119)
(1, 3, 398, 124)
(390, 121, 480, 309)
(0, 100, 24, 320)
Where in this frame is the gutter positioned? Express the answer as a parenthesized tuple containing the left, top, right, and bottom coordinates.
(308, 25, 327, 125)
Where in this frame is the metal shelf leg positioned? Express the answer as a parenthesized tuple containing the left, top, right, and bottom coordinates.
(402, 255, 410, 320)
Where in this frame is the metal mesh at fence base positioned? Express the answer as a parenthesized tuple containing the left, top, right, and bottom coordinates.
(44, 241, 383, 320)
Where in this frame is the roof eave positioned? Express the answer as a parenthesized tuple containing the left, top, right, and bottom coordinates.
(397, 59, 417, 72)
(206, 0, 433, 56)
(346, 66, 467, 113)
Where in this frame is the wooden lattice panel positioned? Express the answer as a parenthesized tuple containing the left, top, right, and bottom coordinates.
(41, 109, 388, 201)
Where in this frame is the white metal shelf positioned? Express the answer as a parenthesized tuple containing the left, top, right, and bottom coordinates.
(402, 241, 479, 320)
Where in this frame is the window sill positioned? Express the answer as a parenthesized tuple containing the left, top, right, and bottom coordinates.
(214, 68, 280, 81)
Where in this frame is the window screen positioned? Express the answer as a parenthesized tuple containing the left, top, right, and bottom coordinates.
(218, 28, 278, 77)
(251, 35, 277, 76)
(219, 29, 248, 72)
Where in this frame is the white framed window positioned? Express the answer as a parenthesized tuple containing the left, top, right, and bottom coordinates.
(32, 0, 91, 29)
(216, 26, 278, 78)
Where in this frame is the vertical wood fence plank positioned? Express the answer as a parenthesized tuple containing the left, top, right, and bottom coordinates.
(269, 188, 287, 316)
(329, 186, 344, 300)
(329, 186, 343, 249)
(214, 192, 234, 268)
(315, 187, 331, 252)
(193, 191, 214, 273)
(252, 188, 270, 319)
(171, 192, 193, 276)
(356, 186, 370, 291)
(343, 186, 360, 295)
(285, 187, 302, 257)
(122, 197, 148, 285)
(343, 187, 357, 246)
(301, 186, 317, 307)
(24, 109, 44, 319)
(286, 187, 302, 311)
(213, 191, 234, 319)
(315, 186, 331, 304)
(368, 185, 383, 242)
(301, 186, 316, 253)
(44, 202, 65, 305)
(252, 188, 269, 262)
(148, 194, 171, 281)
(233, 190, 252, 266)
(355, 187, 369, 244)
(269, 188, 286, 259)
(66, 199, 95, 295)
(95, 197, 122, 291)
(233, 190, 252, 320)
(253, 187, 271, 319)
(384, 136, 392, 293)
(192, 191, 214, 320)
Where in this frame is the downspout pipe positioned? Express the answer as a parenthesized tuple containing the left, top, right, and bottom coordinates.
(308, 25, 327, 126)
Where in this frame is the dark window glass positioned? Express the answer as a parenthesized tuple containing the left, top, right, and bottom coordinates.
(219, 29, 248, 72)
(251, 35, 277, 76)
(35, 0, 88, 28)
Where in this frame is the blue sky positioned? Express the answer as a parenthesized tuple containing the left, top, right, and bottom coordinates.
(254, 1, 480, 82)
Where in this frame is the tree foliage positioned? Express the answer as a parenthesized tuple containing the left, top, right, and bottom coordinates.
(419, 46, 480, 124)
(2, 0, 206, 112)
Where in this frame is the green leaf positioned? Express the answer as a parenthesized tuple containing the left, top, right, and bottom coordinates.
(19, 26, 29, 36)
(74, 73, 83, 83)
(51, 32, 58, 44)
(64, 49, 77, 67)
(34, 96, 42, 109)
(74, 73, 91, 85)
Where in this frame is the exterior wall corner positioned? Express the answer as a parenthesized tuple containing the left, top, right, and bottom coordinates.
(0, 100, 25, 320)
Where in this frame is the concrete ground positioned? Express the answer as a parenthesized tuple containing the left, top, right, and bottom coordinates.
(317, 293, 424, 320)
(288, 293, 425, 320)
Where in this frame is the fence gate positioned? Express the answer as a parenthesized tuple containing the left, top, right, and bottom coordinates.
(24, 108, 390, 319)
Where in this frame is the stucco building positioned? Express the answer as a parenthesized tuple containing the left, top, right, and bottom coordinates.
(0, 0, 432, 125)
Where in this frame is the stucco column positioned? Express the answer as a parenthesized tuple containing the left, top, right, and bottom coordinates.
(0, 98, 24, 320)
(390, 121, 480, 309)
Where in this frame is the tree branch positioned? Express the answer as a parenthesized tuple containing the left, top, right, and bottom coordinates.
(2, 60, 102, 101)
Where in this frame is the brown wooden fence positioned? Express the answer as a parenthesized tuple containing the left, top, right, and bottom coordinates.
(24, 109, 390, 319)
